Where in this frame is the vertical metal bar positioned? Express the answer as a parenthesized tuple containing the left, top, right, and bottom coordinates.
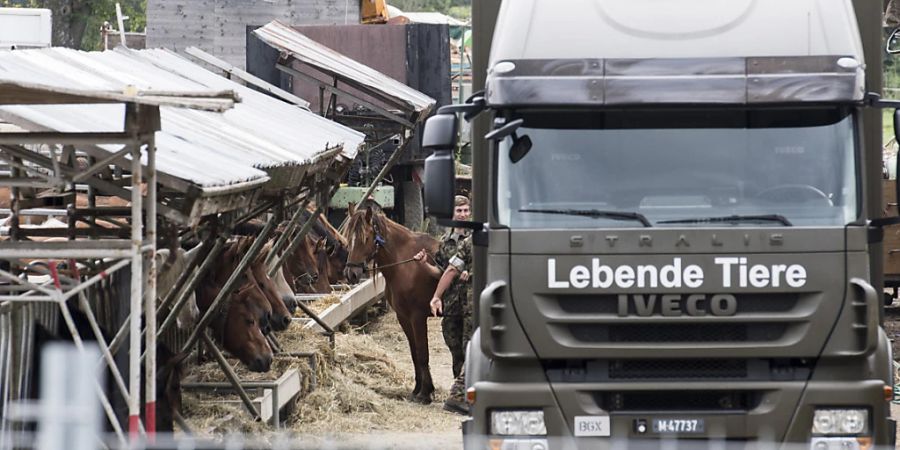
(328, 76, 338, 120)
(128, 138, 143, 438)
(144, 136, 158, 440)
(10, 156, 20, 240)
(0, 309, 11, 445)
(179, 220, 275, 356)
(200, 333, 261, 420)
(88, 156, 97, 239)
(318, 86, 325, 116)
(272, 387, 280, 428)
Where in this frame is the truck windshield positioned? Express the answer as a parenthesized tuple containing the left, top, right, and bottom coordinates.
(496, 108, 858, 228)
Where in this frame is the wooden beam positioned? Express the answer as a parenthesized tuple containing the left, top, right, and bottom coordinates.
(185, 47, 311, 109)
(276, 64, 416, 129)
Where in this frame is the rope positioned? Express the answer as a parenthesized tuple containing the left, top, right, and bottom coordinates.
(358, 252, 437, 274)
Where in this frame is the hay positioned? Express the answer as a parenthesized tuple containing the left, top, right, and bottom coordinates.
(303, 293, 342, 315)
(181, 312, 463, 441)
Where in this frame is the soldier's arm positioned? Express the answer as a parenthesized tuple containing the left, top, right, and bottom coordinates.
(430, 264, 461, 316)
(414, 248, 443, 279)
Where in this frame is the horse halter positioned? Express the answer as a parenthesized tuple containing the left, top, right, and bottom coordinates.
(346, 220, 386, 269)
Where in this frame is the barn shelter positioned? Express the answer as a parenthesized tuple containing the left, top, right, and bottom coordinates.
(0, 46, 364, 442)
(0, 47, 365, 227)
(251, 21, 437, 226)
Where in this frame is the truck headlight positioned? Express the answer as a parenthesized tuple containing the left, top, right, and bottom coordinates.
(491, 410, 547, 436)
(812, 409, 868, 435)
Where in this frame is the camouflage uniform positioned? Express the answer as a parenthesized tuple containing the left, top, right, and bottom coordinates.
(444, 236, 474, 409)
(435, 230, 473, 379)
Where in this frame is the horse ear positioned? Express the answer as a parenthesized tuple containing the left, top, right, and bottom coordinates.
(316, 237, 327, 252)
(348, 202, 357, 216)
(364, 205, 374, 223)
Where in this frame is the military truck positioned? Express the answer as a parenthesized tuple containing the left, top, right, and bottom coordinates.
(422, 0, 899, 448)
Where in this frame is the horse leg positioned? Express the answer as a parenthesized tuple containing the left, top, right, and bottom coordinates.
(411, 312, 434, 404)
(396, 312, 421, 400)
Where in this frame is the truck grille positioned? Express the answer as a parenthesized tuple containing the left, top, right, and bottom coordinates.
(608, 359, 747, 379)
(597, 390, 760, 412)
(555, 293, 799, 314)
(569, 323, 788, 343)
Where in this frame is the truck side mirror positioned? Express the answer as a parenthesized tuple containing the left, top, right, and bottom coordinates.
(423, 113, 459, 219)
(889, 28, 900, 55)
(424, 149, 456, 219)
(422, 113, 458, 151)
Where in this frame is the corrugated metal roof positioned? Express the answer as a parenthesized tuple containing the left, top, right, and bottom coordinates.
(253, 20, 436, 116)
(0, 47, 236, 111)
(0, 47, 366, 190)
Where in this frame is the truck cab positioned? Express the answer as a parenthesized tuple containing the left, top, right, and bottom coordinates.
(424, 0, 898, 448)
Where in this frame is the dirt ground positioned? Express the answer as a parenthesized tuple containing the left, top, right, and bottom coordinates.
(181, 310, 466, 449)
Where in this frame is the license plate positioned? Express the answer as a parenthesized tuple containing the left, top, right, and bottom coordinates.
(652, 418, 705, 434)
(574, 415, 611, 437)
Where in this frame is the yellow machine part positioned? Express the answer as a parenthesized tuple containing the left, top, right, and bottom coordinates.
(361, 0, 389, 24)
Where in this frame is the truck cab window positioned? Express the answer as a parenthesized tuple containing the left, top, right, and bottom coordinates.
(496, 108, 857, 228)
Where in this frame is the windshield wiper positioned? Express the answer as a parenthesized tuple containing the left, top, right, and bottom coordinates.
(519, 208, 652, 227)
(657, 214, 792, 226)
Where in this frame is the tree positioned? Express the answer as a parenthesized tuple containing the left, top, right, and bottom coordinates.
(0, 0, 145, 50)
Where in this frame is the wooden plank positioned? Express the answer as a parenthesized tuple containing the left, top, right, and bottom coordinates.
(304, 274, 385, 332)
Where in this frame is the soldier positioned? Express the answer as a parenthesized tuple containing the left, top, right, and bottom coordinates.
(430, 195, 473, 378)
(413, 195, 474, 414)
(415, 233, 474, 415)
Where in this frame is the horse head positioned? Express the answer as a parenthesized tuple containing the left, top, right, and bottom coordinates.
(221, 281, 273, 373)
(282, 235, 324, 293)
(343, 207, 385, 284)
(197, 274, 273, 372)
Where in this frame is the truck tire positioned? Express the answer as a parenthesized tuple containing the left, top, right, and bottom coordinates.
(402, 180, 423, 231)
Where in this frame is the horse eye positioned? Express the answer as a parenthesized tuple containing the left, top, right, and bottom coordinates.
(245, 319, 254, 326)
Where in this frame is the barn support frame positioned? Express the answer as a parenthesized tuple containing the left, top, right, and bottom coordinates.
(0, 102, 161, 443)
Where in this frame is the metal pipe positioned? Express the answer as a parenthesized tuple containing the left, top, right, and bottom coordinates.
(200, 333, 261, 421)
(360, 136, 413, 205)
(60, 259, 131, 302)
(144, 136, 158, 439)
(128, 139, 143, 438)
(77, 292, 131, 412)
(295, 300, 334, 335)
(57, 301, 126, 444)
(155, 236, 225, 341)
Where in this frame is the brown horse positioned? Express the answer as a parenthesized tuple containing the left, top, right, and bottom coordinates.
(209, 237, 294, 331)
(343, 207, 440, 403)
(282, 233, 332, 293)
(310, 213, 350, 285)
(196, 277, 273, 372)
